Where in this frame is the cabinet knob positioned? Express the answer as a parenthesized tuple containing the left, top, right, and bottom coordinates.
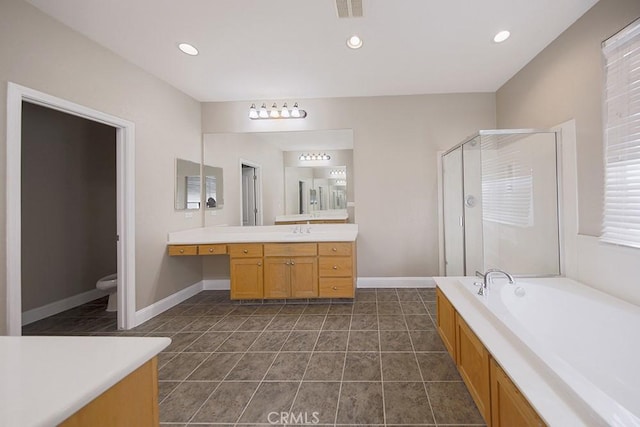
(333, 265, 338, 270)
(332, 286, 338, 290)
(257, 262, 262, 266)
(179, 249, 184, 253)
(243, 249, 248, 254)
(208, 248, 213, 253)
(332, 247, 337, 252)
(290, 260, 295, 265)
(285, 261, 290, 265)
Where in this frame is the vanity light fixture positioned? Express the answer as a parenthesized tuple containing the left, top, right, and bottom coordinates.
(346, 35, 363, 49)
(330, 169, 346, 175)
(493, 30, 510, 43)
(335, 179, 346, 185)
(178, 42, 199, 56)
(248, 102, 307, 120)
(299, 153, 331, 161)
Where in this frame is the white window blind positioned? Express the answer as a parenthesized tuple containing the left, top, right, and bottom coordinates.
(602, 19, 640, 248)
(481, 140, 534, 228)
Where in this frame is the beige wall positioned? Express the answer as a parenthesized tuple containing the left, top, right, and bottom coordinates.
(202, 94, 496, 278)
(0, 0, 203, 333)
(21, 102, 117, 311)
(496, 0, 640, 236)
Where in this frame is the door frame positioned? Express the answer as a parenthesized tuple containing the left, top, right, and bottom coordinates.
(239, 159, 263, 226)
(6, 82, 136, 334)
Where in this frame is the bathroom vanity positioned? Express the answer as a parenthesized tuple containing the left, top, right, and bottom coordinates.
(167, 224, 358, 299)
(0, 336, 170, 426)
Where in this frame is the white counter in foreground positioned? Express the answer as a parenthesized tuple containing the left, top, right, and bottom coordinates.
(0, 336, 170, 427)
(168, 224, 358, 244)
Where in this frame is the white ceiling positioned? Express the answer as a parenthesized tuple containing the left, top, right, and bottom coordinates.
(26, 0, 598, 102)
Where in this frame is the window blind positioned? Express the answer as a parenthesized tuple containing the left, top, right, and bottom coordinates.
(481, 140, 534, 228)
(601, 19, 640, 248)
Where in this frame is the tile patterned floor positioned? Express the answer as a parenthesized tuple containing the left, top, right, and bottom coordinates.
(23, 288, 485, 426)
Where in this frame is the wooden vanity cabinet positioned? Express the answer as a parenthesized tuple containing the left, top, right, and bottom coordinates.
(263, 244, 318, 298)
(490, 359, 545, 427)
(436, 287, 456, 358)
(229, 244, 263, 299)
(318, 242, 356, 298)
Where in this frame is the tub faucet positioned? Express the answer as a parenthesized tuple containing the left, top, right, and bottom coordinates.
(478, 269, 515, 296)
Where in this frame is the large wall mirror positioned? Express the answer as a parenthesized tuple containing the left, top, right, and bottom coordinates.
(202, 129, 354, 226)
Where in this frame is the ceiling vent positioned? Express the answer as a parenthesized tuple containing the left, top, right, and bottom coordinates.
(336, 0, 363, 18)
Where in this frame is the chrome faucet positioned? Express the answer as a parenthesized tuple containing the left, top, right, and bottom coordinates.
(477, 269, 515, 296)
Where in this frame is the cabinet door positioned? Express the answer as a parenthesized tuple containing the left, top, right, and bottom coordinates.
(490, 359, 545, 427)
(290, 257, 318, 298)
(456, 314, 491, 424)
(230, 258, 263, 299)
(264, 257, 290, 299)
(436, 287, 456, 358)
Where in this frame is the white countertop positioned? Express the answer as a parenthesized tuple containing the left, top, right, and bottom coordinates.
(0, 336, 171, 427)
(168, 224, 358, 244)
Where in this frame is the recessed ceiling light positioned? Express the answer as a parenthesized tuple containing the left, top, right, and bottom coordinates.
(346, 35, 363, 49)
(493, 30, 511, 43)
(178, 42, 199, 56)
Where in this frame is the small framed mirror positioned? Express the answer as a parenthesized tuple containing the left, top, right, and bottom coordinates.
(175, 158, 201, 210)
(204, 164, 224, 209)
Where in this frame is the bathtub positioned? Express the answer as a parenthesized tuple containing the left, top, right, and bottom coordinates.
(434, 276, 640, 427)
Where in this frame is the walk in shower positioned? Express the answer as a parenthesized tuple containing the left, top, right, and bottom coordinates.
(442, 129, 561, 276)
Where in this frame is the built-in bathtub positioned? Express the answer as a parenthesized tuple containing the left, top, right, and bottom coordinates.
(434, 276, 640, 427)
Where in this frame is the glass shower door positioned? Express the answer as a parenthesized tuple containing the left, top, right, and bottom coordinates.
(443, 147, 464, 275)
(463, 137, 484, 276)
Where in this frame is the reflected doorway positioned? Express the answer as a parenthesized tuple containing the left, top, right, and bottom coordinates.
(241, 162, 262, 226)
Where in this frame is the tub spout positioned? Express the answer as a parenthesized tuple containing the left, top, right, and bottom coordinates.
(478, 269, 515, 296)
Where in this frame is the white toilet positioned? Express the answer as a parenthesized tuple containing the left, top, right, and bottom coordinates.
(96, 273, 117, 312)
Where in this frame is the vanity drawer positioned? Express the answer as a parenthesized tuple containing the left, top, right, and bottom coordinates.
(319, 278, 354, 298)
(264, 243, 317, 257)
(168, 245, 198, 256)
(198, 244, 227, 255)
(228, 243, 263, 258)
(318, 242, 352, 257)
(319, 256, 353, 277)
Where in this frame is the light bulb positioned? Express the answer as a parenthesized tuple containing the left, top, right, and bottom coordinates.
(248, 104, 258, 119)
(280, 103, 290, 118)
(259, 103, 268, 118)
(299, 155, 305, 161)
(270, 103, 280, 118)
(291, 102, 301, 118)
(178, 42, 199, 56)
(493, 30, 510, 43)
(346, 35, 363, 49)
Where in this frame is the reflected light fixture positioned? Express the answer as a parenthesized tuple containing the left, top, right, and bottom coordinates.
(178, 42, 199, 56)
(299, 153, 331, 161)
(493, 30, 510, 43)
(248, 102, 307, 120)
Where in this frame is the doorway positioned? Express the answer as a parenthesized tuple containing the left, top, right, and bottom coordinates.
(241, 162, 262, 226)
(6, 83, 136, 334)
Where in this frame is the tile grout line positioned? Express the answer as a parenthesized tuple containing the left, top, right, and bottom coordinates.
(331, 302, 354, 426)
(402, 291, 438, 427)
(377, 289, 387, 427)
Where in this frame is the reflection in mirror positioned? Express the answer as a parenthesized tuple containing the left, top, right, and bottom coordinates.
(203, 165, 224, 209)
(175, 158, 201, 210)
(285, 166, 347, 214)
(202, 129, 354, 226)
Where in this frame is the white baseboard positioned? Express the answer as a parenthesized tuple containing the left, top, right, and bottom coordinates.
(357, 277, 436, 288)
(22, 288, 108, 325)
(134, 280, 204, 327)
(203, 279, 231, 290)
